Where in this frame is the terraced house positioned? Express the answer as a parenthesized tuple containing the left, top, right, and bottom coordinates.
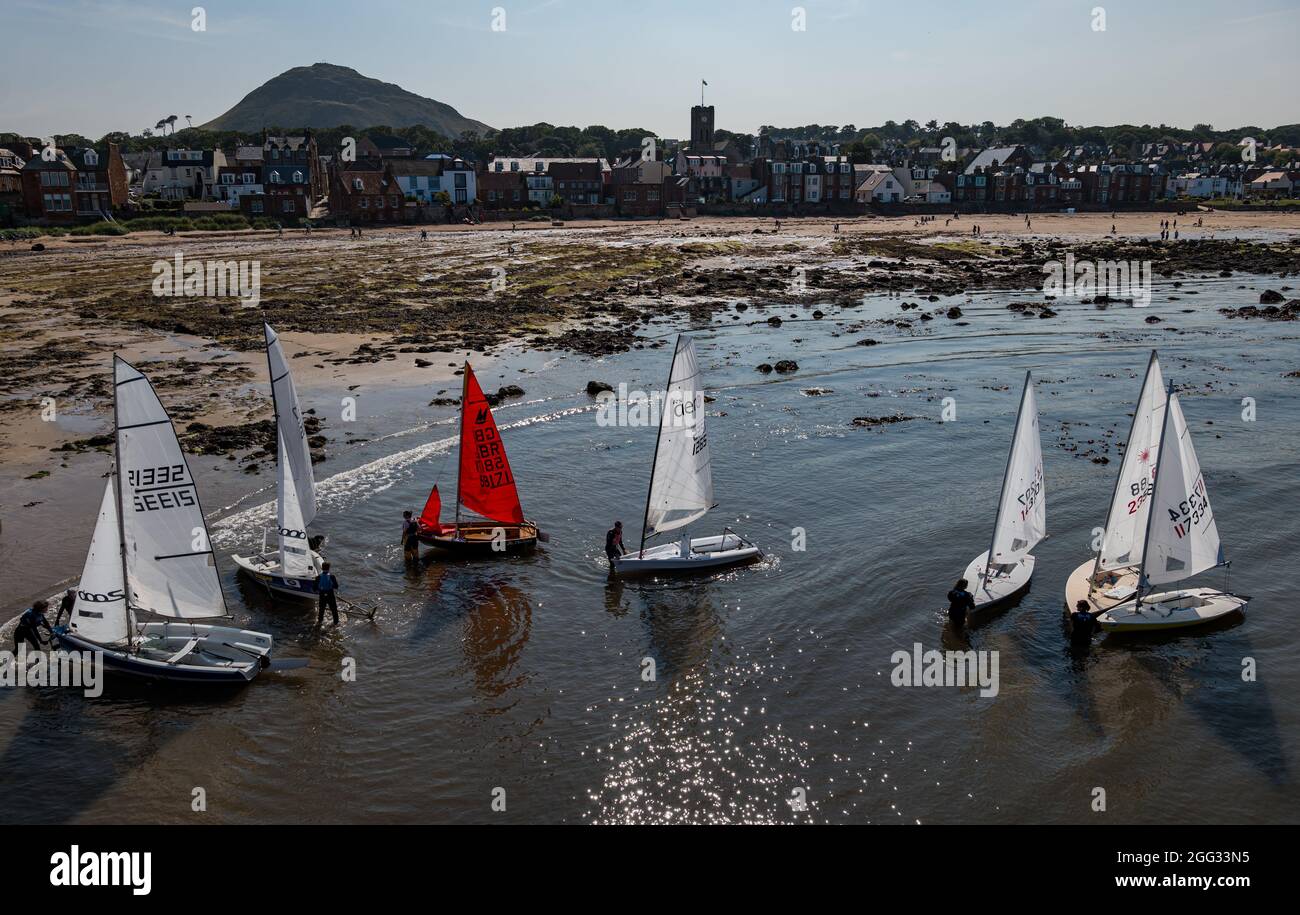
(19, 141, 127, 222)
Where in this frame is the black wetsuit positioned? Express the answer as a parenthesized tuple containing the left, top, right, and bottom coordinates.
(402, 520, 421, 555)
(605, 528, 626, 564)
(1070, 609, 1099, 646)
(947, 589, 976, 628)
(316, 573, 339, 625)
(13, 606, 52, 652)
(56, 592, 75, 627)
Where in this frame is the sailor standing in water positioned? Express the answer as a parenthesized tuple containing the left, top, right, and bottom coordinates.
(12, 599, 53, 652)
(605, 521, 628, 567)
(316, 563, 340, 626)
(946, 579, 976, 630)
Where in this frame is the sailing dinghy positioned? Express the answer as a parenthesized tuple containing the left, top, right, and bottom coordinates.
(56, 357, 299, 684)
(232, 323, 325, 599)
(416, 362, 539, 556)
(614, 334, 761, 575)
(960, 371, 1045, 611)
(1064, 351, 1166, 613)
(1096, 386, 1248, 632)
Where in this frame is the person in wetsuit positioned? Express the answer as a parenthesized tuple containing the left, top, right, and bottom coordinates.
(55, 588, 76, 627)
(13, 599, 53, 652)
(947, 579, 976, 630)
(316, 563, 340, 626)
(605, 521, 628, 567)
(401, 510, 421, 560)
(1070, 600, 1100, 647)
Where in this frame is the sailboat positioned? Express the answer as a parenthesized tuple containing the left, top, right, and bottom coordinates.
(614, 334, 761, 575)
(56, 357, 299, 684)
(960, 371, 1045, 611)
(416, 362, 539, 555)
(1096, 385, 1248, 632)
(1064, 351, 1166, 612)
(232, 323, 325, 598)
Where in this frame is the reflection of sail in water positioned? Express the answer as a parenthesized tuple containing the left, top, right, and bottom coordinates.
(638, 588, 724, 685)
(461, 580, 533, 700)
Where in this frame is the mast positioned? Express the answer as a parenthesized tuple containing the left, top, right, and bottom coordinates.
(263, 323, 286, 547)
(455, 360, 469, 535)
(1135, 378, 1176, 612)
(111, 356, 133, 642)
(983, 370, 1031, 591)
(640, 335, 681, 555)
(1092, 350, 1157, 578)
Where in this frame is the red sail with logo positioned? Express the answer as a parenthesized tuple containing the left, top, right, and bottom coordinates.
(456, 364, 524, 525)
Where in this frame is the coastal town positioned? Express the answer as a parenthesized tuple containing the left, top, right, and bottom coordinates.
(3, 98, 1298, 231)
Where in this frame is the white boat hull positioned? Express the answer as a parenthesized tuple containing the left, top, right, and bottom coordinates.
(962, 550, 1035, 612)
(1096, 587, 1247, 632)
(232, 548, 325, 600)
(1063, 557, 1140, 612)
(615, 533, 761, 575)
(57, 621, 274, 684)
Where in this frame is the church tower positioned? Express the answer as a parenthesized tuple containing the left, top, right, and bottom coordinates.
(690, 105, 715, 150)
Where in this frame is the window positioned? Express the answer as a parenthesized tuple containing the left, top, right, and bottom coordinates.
(222, 174, 234, 184)
(353, 178, 363, 191)
(455, 189, 466, 203)
(250, 199, 263, 213)
(242, 173, 254, 185)
(271, 172, 282, 184)
(622, 189, 636, 202)
(293, 171, 303, 183)
(647, 188, 659, 201)
(391, 195, 400, 207)
(360, 196, 368, 208)
(282, 200, 295, 213)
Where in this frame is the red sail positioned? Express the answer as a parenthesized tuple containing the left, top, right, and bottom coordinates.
(457, 365, 524, 524)
(418, 484, 446, 534)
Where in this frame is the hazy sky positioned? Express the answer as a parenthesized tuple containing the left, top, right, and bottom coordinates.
(4, 0, 1298, 140)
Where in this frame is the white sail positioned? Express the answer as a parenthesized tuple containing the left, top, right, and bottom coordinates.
(1098, 352, 1166, 571)
(644, 335, 713, 537)
(989, 372, 1046, 565)
(114, 357, 226, 619)
(70, 478, 130, 645)
(277, 424, 314, 577)
(265, 324, 317, 578)
(265, 323, 317, 530)
(1142, 393, 1223, 587)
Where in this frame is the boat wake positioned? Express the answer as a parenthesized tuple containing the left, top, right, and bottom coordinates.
(210, 403, 597, 545)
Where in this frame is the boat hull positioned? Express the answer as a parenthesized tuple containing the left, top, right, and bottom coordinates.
(56, 621, 273, 684)
(1063, 558, 1140, 612)
(1096, 588, 1247, 632)
(615, 533, 762, 576)
(232, 549, 324, 600)
(418, 521, 539, 557)
(962, 550, 1035, 612)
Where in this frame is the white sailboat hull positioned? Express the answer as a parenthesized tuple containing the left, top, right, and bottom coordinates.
(963, 550, 1035, 612)
(1063, 558, 1140, 612)
(57, 621, 274, 683)
(1096, 588, 1247, 632)
(615, 533, 761, 575)
(231, 548, 325, 600)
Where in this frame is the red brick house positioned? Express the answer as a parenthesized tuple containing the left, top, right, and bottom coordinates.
(19, 141, 127, 222)
(478, 168, 527, 209)
(68, 144, 128, 217)
(611, 158, 683, 217)
(548, 161, 605, 205)
(0, 146, 26, 220)
(330, 159, 404, 224)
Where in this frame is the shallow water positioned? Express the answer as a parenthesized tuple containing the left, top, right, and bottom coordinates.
(3, 271, 1299, 824)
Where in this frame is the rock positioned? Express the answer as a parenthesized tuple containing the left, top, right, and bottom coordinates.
(857, 338, 880, 346)
(812, 310, 825, 320)
(497, 384, 525, 399)
(851, 415, 916, 428)
(774, 360, 798, 373)
(756, 363, 773, 374)
(1144, 315, 1162, 324)
(801, 387, 833, 396)
(414, 358, 433, 367)
(1260, 289, 1285, 304)
(585, 380, 614, 396)
(946, 306, 963, 319)
(767, 316, 783, 327)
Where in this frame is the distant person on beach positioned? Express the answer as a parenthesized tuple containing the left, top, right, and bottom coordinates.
(947, 579, 976, 630)
(13, 599, 52, 652)
(55, 588, 75, 626)
(605, 521, 628, 566)
(316, 563, 339, 626)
